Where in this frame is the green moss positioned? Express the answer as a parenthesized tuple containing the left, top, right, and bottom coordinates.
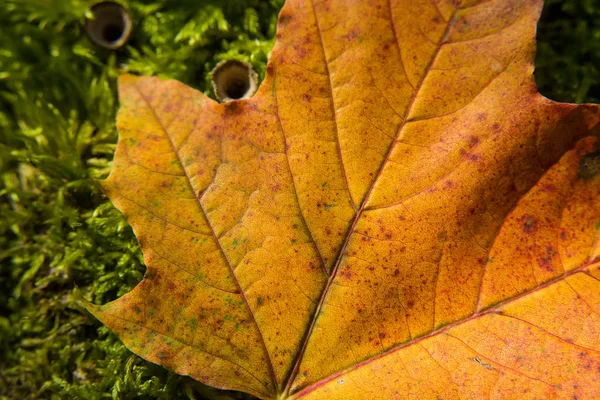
(0, 1, 281, 398)
(0, 0, 597, 399)
(535, 0, 600, 103)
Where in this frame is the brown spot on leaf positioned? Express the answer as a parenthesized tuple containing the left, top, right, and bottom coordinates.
(578, 151, 600, 181)
(224, 101, 244, 115)
(279, 14, 292, 26)
(520, 215, 537, 234)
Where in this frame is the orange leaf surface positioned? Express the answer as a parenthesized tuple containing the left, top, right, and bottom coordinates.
(87, 0, 600, 398)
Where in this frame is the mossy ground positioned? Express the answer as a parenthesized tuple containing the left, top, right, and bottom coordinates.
(0, 0, 598, 399)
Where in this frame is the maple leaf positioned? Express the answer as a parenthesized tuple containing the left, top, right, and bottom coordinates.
(86, 0, 600, 398)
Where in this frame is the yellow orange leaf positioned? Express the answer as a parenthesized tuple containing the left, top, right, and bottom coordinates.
(87, 0, 600, 398)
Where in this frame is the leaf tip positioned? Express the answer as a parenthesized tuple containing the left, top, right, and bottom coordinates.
(74, 287, 102, 318)
(117, 73, 143, 92)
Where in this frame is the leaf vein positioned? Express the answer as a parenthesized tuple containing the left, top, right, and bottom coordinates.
(285, 4, 462, 396)
(99, 310, 272, 393)
(309, 0, 357, 211)
(444, 332, 555, 388)
(132, 83, 279, 391)
(492, 312, 600, 355)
